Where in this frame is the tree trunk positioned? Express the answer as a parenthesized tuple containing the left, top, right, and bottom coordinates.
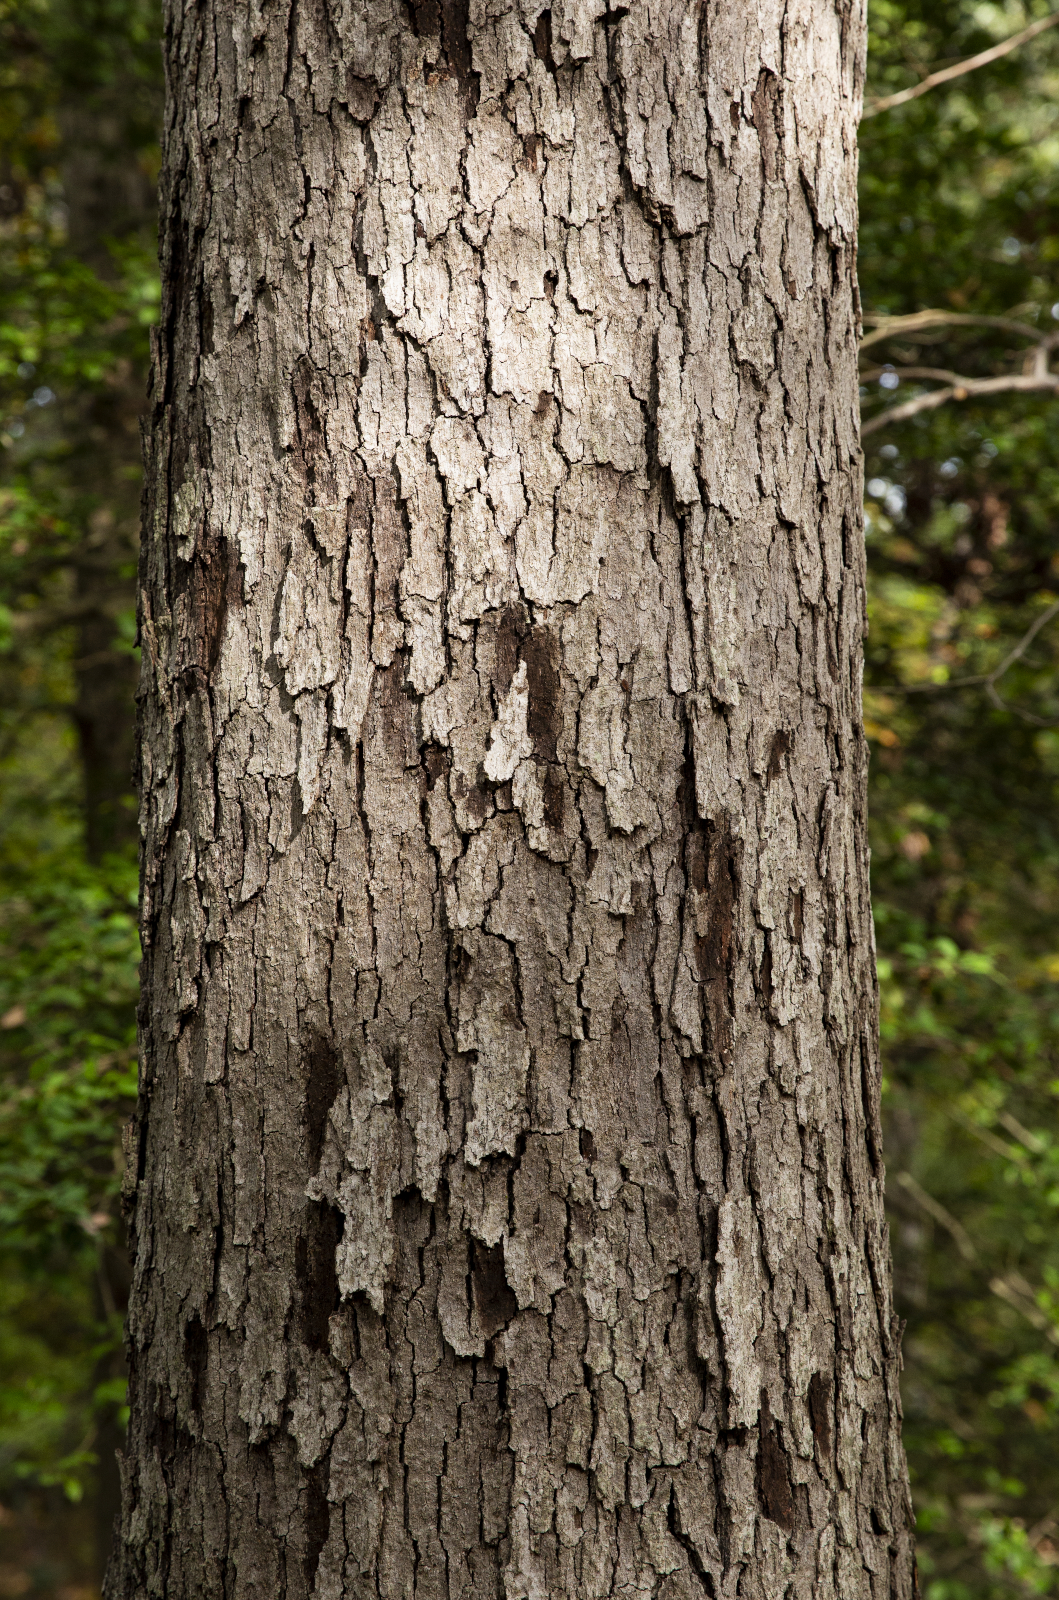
(112, 4, 914, 1598)
(60, 84, 158, 862)
(69, 393, 143, 862)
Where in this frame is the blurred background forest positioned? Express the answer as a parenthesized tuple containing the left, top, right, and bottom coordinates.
(2, 1, 1059, 1595)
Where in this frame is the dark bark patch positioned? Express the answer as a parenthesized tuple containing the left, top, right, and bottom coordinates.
(147, 1386, 181, 1463)
(495, 604, 523, 696)
(344, 73, 379, 122)
(860, 1034, 885, 1179)
(471, 1238, 517, 1338)
(187, 527, 242, 680)
(543, 766, 565, 830)
(533, 9, 555, 71)
(453, 766, 491, 820)
(200, 292, 214, 357)
(466, 783, 491, 822)
(757, 1393, 795, 1530)
(295, 1202, 344, 1354)
(158, 219, 189, 408)
(697, 823, 737, 985)
(424, 741, 449, 791)
(808, 1369, 832, 1458)
(686, 826, 707, 894)
(409, 0, 480, 115)
(375, 663, 418, 769)
(303, 1461, 330, 1591)
(439, 0, 473, 82)
(291, 356, 332, 498)
(758, 934, 772, 1010)
(751, 68, 782, 182)
(405, 1, 440, 37)
(524, 627, 561, 761)
(766, 727, 791, 783)
(304, 1035, 342, 1172)
(789, 886, 804, 946)
(183, 1314, 208, 1415)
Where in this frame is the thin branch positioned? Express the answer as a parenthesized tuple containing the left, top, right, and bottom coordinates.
(996, 1109, 1047, 1154)
(983, 601, 1059, 724)
(860, 310, 1044, 351)
(990, 1275, 1059, 1346)
(896, 1172, 1059, 1345)
(871, 599, 1059, 723)
(987, 598, 1059, 680)
(8, 599, 119, 634)
(863, 12, 1059, 118)
(862, 322, 1059, 433)
(861, 369, 1059, 436)
(895, 1171, 977, 1260)
(72, 648, 136, 672)
(985, 682, 1058, 726)
(955, 1111, 1033, 1163)
(861, 364, 980, 385)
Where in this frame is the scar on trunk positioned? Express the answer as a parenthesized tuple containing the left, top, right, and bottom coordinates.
(187, 527, 241, 679)
(757, 1390, 796, 1530)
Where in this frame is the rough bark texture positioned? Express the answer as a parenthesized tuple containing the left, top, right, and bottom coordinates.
(113, 4, 914, 1598)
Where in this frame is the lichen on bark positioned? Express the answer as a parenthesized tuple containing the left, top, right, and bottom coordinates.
(111, 3, 915, 1598)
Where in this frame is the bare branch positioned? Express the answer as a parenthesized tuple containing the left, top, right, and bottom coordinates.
(861, 365, 978, 385)
(863, 12, 1059, 118)
(988, 598, 1059, 678)
(861, 321, 1059, 434)
(897, 1172, 1059, 1345)
(861, 369, 1059, 436)
(860, 310, 1044, 350)
(996, 1110, 1047, 1153)
(73, 648, 134, 671)
(990, 1275, 1059, 1345)
(895, 1171, 977, 1261)
(871, 598, 1059, 725)
(8, 599, 118, 635)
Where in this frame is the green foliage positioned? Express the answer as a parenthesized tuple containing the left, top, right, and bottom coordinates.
(0, 853, 138, 1253)
(0, 0, 156, 1542)
(0, 738, 138, 1505)
(864, 4, 1059, 1591)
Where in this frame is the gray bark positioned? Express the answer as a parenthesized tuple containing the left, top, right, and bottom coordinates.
(112, 4, 914, 1598)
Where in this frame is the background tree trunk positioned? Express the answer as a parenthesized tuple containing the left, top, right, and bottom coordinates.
(60, 79, 157, 863)
(112, 3, 914, 1597)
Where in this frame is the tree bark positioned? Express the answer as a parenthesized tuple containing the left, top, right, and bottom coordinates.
(113, 4, 914, 1598)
